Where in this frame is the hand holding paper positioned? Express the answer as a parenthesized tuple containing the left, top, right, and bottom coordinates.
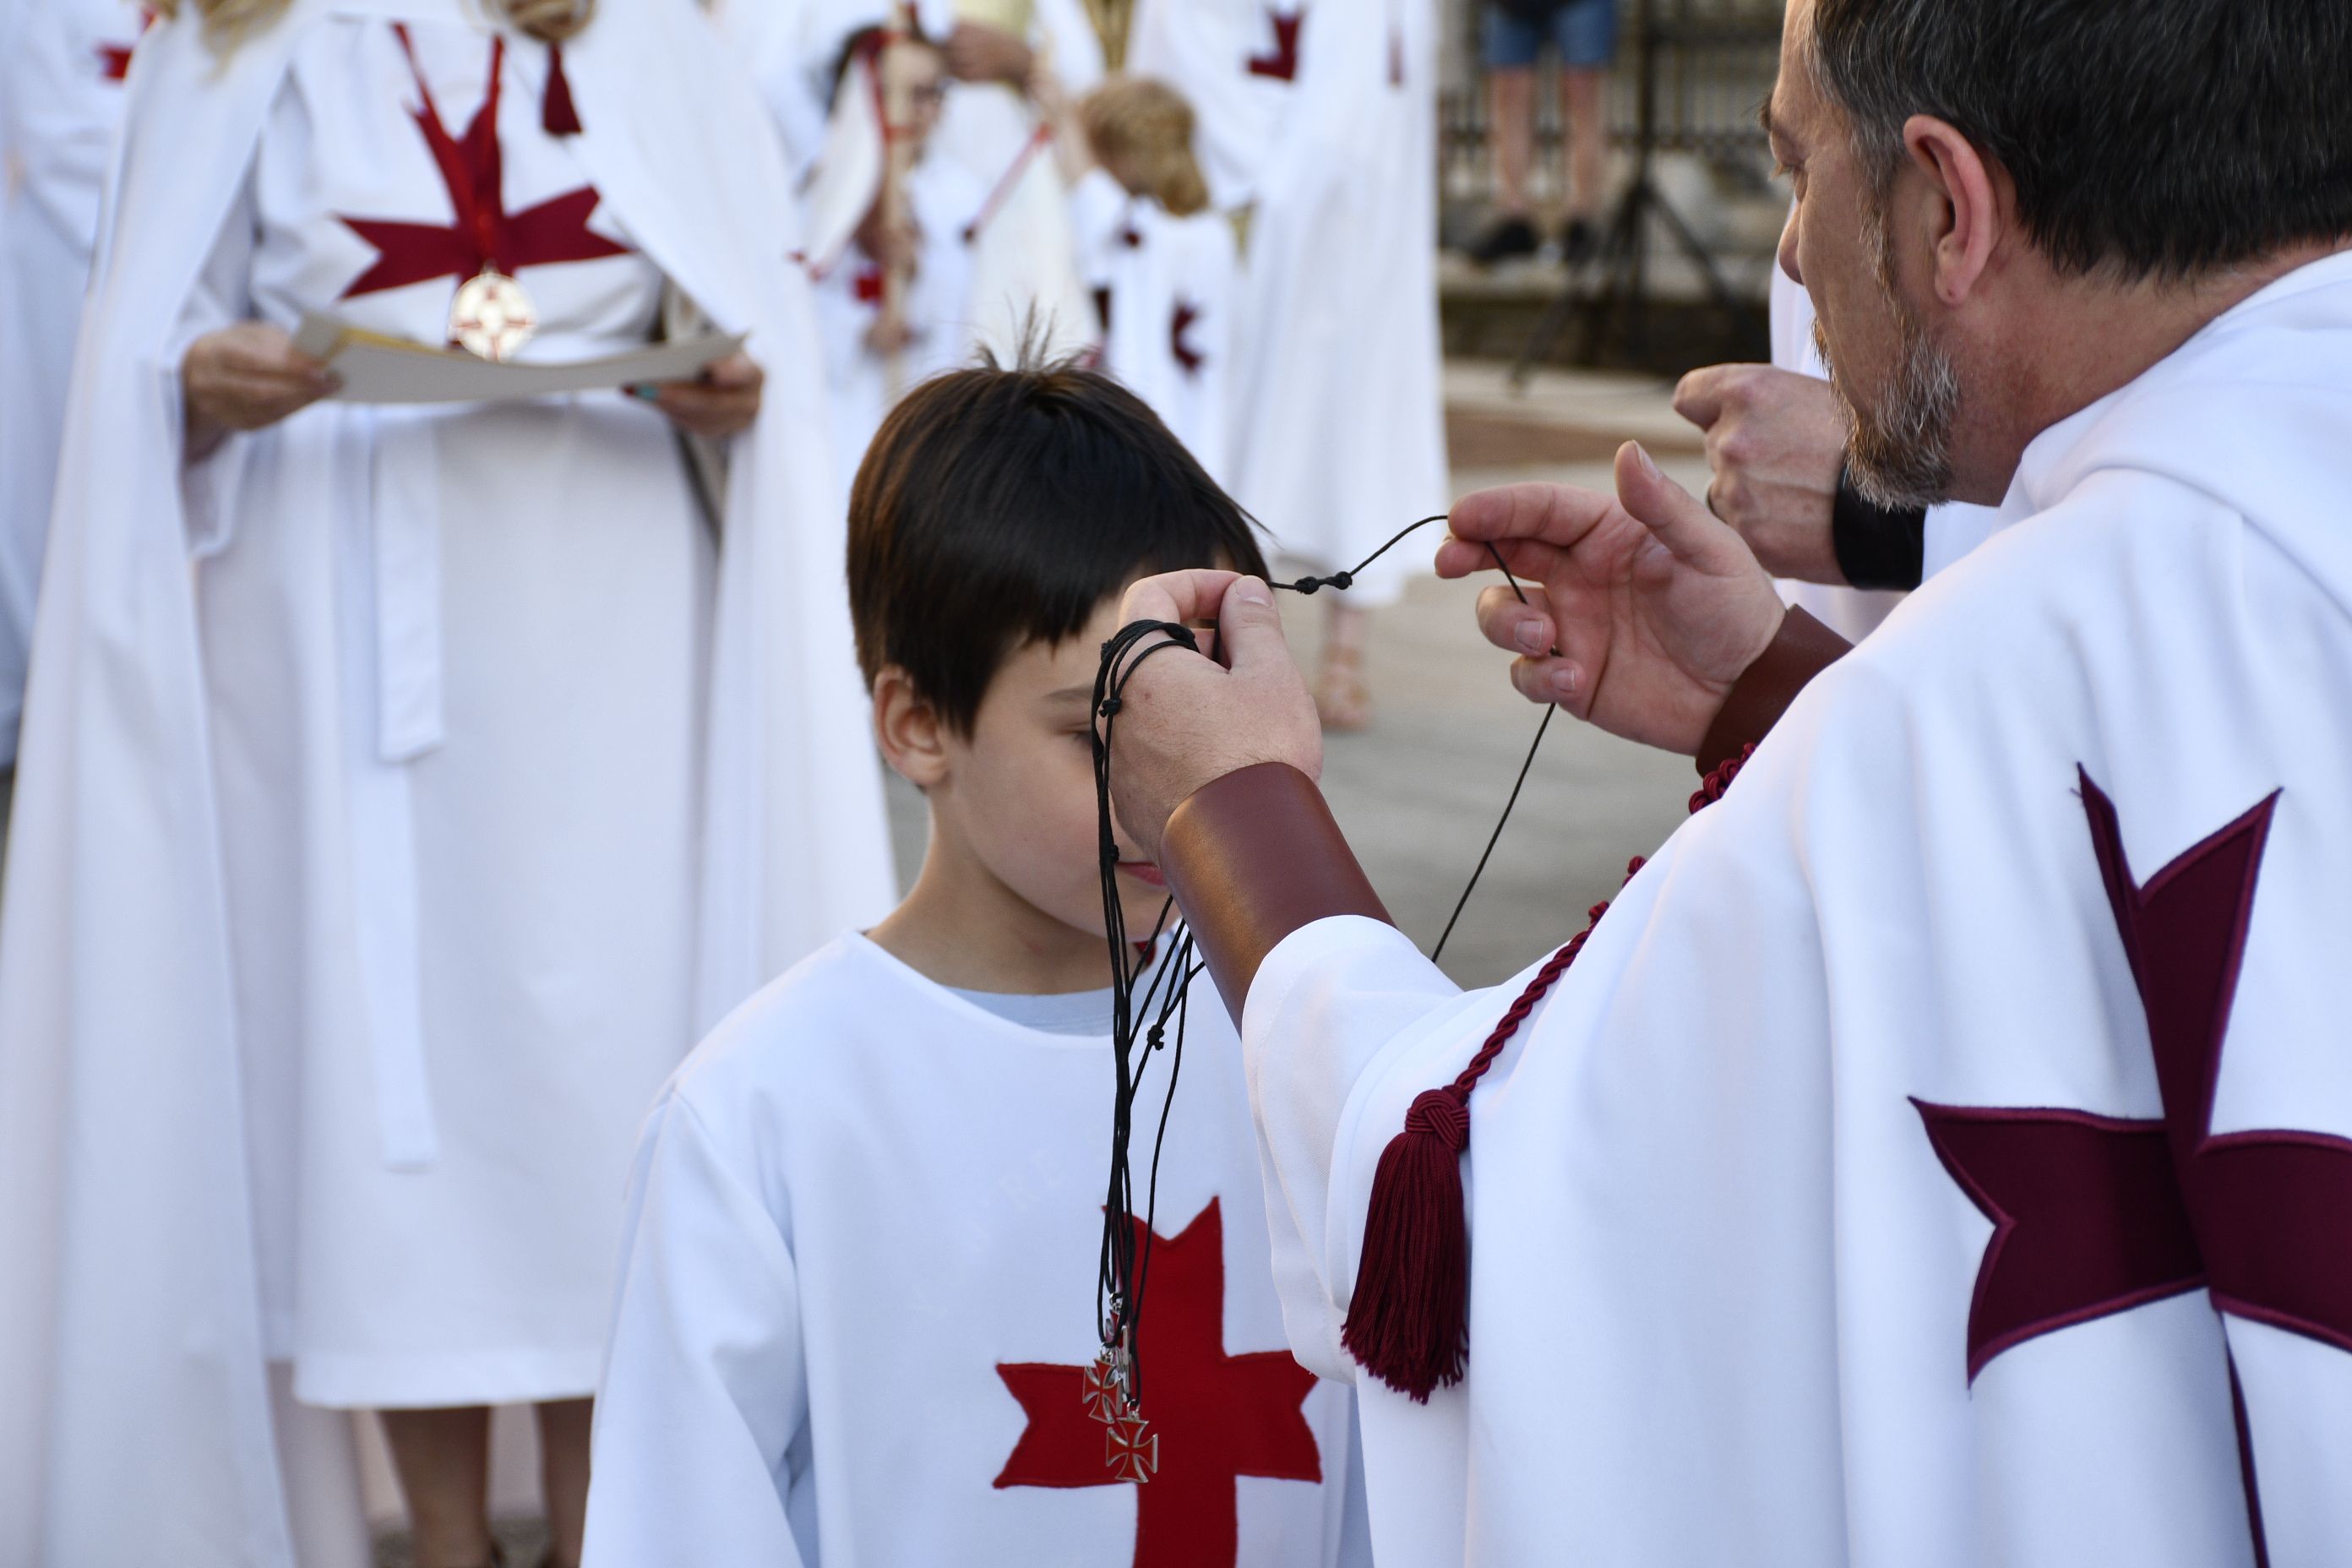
(629, 351, 765, 438)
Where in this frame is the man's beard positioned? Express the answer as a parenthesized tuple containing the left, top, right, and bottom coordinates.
(1811, 207, 1960, 511)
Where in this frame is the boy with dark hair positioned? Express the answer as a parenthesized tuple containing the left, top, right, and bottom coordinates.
(581, 362, 1368, 1568)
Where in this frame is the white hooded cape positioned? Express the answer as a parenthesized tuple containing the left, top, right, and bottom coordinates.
(0, 2, 891, 1563)
(0, 0, 143, 766)
(1244, 252, 2352, 1564)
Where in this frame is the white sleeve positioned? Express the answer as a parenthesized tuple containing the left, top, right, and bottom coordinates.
(583, 1095, 809, 1568)
(1066, 168, 1128, 286)
(1242, 916, 1465, 1380)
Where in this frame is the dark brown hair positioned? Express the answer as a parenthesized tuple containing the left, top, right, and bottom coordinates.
(847, 359, 1269, 733)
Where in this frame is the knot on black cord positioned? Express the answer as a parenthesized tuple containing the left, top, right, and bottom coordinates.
(1288, 576, 1322, 595)
(1329, 570, 1354, 591)
(1146, 1024, 1166, 1050)
(1098, 696, 1123, 717)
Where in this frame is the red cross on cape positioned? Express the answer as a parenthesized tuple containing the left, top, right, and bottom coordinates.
(1914, 769, 2352, 1564)
(1247, 9, 1301, 81)
(338, 27, 627, 302)
(993, 1199, 1322, 1567)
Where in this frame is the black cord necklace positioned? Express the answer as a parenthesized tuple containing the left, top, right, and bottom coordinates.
(1085, 516, 1554, 1472)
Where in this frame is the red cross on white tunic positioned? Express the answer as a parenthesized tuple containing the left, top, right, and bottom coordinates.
(993, 1199, 1322, 1567)
(1915, 769, 2351, 1565)
(337, 27, 626, 305)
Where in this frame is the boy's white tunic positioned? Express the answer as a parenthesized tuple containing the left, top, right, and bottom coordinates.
(585, 935, 1369, 1568)
(0, 2, 890, 1563)
(1242, 253, 2352, 1564)
(1134, 0, 1446, 602)
(0, 0, 143, 765)
(1070, 167, 1238, 482)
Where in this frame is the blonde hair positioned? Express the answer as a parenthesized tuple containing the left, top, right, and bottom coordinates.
(154, 0, 593, 50)
(1080, 76, 1210, 219)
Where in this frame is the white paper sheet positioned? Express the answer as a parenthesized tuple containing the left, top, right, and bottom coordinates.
(293, 313, 745, 406)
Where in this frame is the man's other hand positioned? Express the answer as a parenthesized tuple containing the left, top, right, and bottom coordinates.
(1673, 362, 1845, 583)
(1435, 444, 1785, 757)
(1102, 571, 1320, 862)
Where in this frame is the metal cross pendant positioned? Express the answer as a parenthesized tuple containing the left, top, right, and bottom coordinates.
(1104, 1410, 1160, 1484)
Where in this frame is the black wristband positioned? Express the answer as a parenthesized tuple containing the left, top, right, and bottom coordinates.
(1830, 462, 1927, 591)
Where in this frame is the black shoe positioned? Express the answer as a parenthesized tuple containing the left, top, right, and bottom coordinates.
(1466, 215, 1540, 267)
(1560, 215, 1601, 265)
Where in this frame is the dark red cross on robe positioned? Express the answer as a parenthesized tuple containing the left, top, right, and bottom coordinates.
(1914, 769, 2351, 1563)
(95, 8, 155, 81)
(1247, 9, 1302, 81)
(994, 1199, 1322, 1567)
(1170, 301, 1205, 375)
(338, 30, 626, 303)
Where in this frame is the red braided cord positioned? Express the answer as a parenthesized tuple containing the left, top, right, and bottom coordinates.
(1689, 742, 1757, 814)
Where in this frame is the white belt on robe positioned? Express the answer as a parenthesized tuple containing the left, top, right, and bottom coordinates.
(347, 406, 444, 1172)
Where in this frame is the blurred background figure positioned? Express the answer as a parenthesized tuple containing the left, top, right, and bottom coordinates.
(1462, 0, 1615, 267)
(1056, 73, 1239, 482)
(802, 23, 985, 491)
(0, 0, 149, 836)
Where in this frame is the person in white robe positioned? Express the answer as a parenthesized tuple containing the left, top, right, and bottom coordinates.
(1134, 0, 1447, 731)
(934, 0, 1097, 359)
(1056, 73, 1238, 481)
(801, 24, 986, 489)
(0, 1, 893, 1564)
(1089, 0, 2352, 1560)
(0, 0, 146, 797)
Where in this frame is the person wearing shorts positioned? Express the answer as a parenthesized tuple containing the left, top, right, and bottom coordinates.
(1466, 0, 1617, 265)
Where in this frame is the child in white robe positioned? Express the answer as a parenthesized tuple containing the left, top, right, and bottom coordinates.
(584, 362, 1369, 1568)
(1059, 74, 1238, 483)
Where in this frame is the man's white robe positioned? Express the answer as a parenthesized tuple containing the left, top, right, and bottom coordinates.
(1134, 0, 1446, 602)
(0, 0, 142, 767)
(1243, 252, 2352, 1564)
(1071, 167, 1238, 482)
(0, 2, 891, 1561)
(584, 935, 1371, 1567)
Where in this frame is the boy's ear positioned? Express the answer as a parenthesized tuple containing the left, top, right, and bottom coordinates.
(873, 666, 950, 790)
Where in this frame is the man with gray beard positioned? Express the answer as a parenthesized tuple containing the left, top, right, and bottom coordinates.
(1091, 0, 2352, 1560)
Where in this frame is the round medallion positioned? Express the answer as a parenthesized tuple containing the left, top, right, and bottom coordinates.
(448, 269, 537, 362)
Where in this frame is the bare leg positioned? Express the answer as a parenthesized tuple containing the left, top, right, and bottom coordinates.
(1562, 67, 1608, 221)
(1488, 66, 1537, 218)
(380, 1407, 495, 1568)
(1315, 600, 1372, 732)
(536, 1398, 595, 1568)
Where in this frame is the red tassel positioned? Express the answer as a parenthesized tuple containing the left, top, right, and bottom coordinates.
(1340, 1088, 1473, 1401)
(542, 43, 582, 136)
(1341, 929, 1594, 1401)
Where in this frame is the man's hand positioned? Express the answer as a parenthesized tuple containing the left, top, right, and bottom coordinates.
(1102, 570, 1320, 862)
(1435, 443, 1786, 757)
(1673, 362, 1846, 583)
(945, 21, 1033, 85)
(181, 322, 338, 453)
(634, 351, 764, 439)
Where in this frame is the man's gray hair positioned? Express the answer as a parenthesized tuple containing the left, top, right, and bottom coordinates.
(1804, 0, 2352, 282)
